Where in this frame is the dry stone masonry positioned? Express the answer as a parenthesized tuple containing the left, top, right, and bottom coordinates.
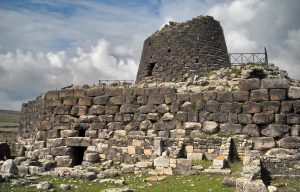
(1, 15, 299, 191)
(136, 16, 230, 83)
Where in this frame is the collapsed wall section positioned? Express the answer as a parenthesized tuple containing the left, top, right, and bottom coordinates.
(18, 78, 300, 176)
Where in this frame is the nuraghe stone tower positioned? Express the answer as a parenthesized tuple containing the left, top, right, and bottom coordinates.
(136, 16, 230, 83)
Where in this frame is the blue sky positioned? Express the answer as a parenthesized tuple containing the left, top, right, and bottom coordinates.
(0, 0, 299, 110)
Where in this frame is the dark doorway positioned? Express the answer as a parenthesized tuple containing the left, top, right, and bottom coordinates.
(72, 146, 86, 166)
(79, 129, 85, 137)
(147, 62, 156, 76)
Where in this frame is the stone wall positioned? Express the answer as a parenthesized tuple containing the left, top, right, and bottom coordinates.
(17, 77, 300, 176)
(136, 16, 230, 83)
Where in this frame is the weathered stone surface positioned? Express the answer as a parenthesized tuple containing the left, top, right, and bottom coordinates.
(0, 159, 18, 175)
(154, 156, 170, 167)
(202, 121, 219, 134)
(205, 100, 220, 112)
(261, 101, 280, 113)
(243, 101, 261, 113)
(265, 148, 295, 156)
(217, 92, 233, 102)
(233, 91, 249, 102)
(78, 96, 92, 106)
(93, 96, 108, 105)
(250, 89, 269, 101)
(236, 178, 268, 192)
(71, 106, 87, 116)
(170, 129, 186, 138)
(278, 136, 300, 149)
(270, 89, 286, 101)
(89, 105, 106, 115)
(291, 125, 300, 136)
(238, 114, 252, 124)
(261, 78, 289, 89)
(294, 100, 300, 114)
(183, 122, 201, 130)
(252, 137, 275, 150)
(187, 153, 203, 160)
(288, 86, 300, 99)
(202, 91, 217, 101)
(120, 104, 138, 113)
(238, 79, 260, 91)
(287, 114, 300, 124)
(242, 124, 260, 137)
(84, 153, 99, 163)
(46, 138, 65, 147)
(139, 105, 156, 113)
(55, 156, 73, 167)
(252, 113, 274, 124)
(261, 124, 290, 137)
(37, 181, 52, 190)
(66, 137, 91, 147)
(60, 130, 79, 137)
(181, 101, 194, 112)
(51, 146, 72, 156)
(154, 139, 162, 156)
(174, 159, 192, 175)
(161, 113, 174, 121)
(220, 123, 241, 134)
(109, 96, 126, 105)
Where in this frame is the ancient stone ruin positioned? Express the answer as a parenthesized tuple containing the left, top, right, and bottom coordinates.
(1, 15, 300, 191)
(136, 16, 230, 83)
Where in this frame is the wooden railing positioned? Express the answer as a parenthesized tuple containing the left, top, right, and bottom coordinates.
(229, 47, 268, 65)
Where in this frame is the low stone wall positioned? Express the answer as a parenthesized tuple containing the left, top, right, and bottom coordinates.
(17, 77, 300, 176)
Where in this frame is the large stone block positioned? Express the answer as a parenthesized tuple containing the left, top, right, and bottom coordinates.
(261, 101, 280, 113)
(53, 106, 72, 115)
(154, 138, 162, 156)
(93, 96, 108, 105)
(236, 178, 268, 192)
(291, 125, 300, 136)
(288, 86, 300, 99)
(293, 100, 300, 114)
(252, 137, 275, 150)
(220, 123, 241, 134)
(287, 114, 300, 124)
(0, 159, 18, 175)
(66, 137, 92, 147)
(105, 87, 123, 96)
(89, 105, 105, 115)
(45, 90, 59, 99)
(205, 100, 220, 113)
(174, 159, 192, 175)
(281, 101, 293, 113)
(187, 153, 203, 160)
(63, 97, 77, 106)
(120, 104, 138, 113)
(51, 146, 73, 156)
(278, 136, 300, 149)
(243, 101, 261, 113)
(86, 87, 105, 97)
(139, 105, 156, 113)
(55, 156, 73, 167)
(60, 130, 79, 137)
(170, 129, 186, 138)
(270, 89, 286, 101)
(238, 79, 260, 91)
(181, 101, 194, 112)
(261, 124, 290, 137)
(105, 106, 119, 115)
(84, 152, 99, 163)
(154, 156, 170, 168)
(202, 91, 217, 101)
(238, 114, 252, 124)
(242, 124, 260, 137)
(250, 89, 269, 101)
(47, 138, 65, 147)
(109, 96, 126, 105)
(252, 113, 274, 124)
(148, 95, 164, 105)
(261, 78, 289, 89)
(202, 121, 219, 134)
(183, 122, 201, 129)
(233, 91, 249, 102)
(164, 94, 177, 104)
(71, 106, 87, 116)
(78, 96, 92, 106)
(217, 92, 233, 102)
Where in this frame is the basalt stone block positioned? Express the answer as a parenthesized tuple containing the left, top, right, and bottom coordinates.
(51, 146, 73, 156)
(170, 102, 179, 113)
(238, 79, 260, 91)
(41, 121, 52, 131)
(84, 153, 99, 163)
(177, 93, 190, 102)
(146, 87, 160, 95)
(220, 102, 232, 113)
(86, 87, 105, 97)
(262, 101, 280, 113)
(288, 86, 300, 99)
(47, 138, 65, 147)
(71, 106, 87, 116)
(279, 136, 300, 149)
(183, 122, 201, 129)
(160, 87, 176, 95)
(205, 100, 220, 113)
(220, 123, 241, 134)
(281, 101, 293, 113)
(181, 101, 194, 112)
(293, 100, 300, 114)
(195, 101, 205, 111)
(261, 124, 290, 137)
(63, 97, 78, 106)
(250, 89, 269, 101)
(54, 106, 72, 115)
(243, 101, 261, 113)
(105, 87, 123, 96)
(170, 129, 186, 138)
(270, 89, 286, 101)
(228, 113, 238, 123)
(238, 114, 252, 124)
(233, 91, 249, 102)
(73, 89, 86, 97)
(154, 156, 170, 167)
(120, 104, 138, 113)
(139, 105, 156, 113)
(252, 113, 274, 124)
(66, 137, 92, 147)
(55, 156, 73, 167)
(45, 91, 59, 99)
(148, 95, 164, 104)
(1, 159, 18, 175)
(242, 124, 260, 137)
(78, 96, 92, 106)
(60, 130, 79, 137)
(105, 106, 119, 115)
(188, 113, 199, 122)
(109, 96, 126, 105)
(59, 89, 74, 98)
(60, 115, 77, 123)
(175, 111, 188, 121)
(261, 78, 289, 89)
(93, 96, 108, 105)
(216, 92, 233, 102)
(89, 105, 105, 115)
(157, 104, 169, 113)
(291, 125, 300, 136)
(133, 88, 146, 96)
(202, 91, 217, 101)
(202, 121, 219, 134)
(137, 95, 147, 104)
(53, 123, 70, 130)
(90, 123, 106, 130)
(164, 94, 177, 104)
(45, 98, 62, 107)
(252, 137, 275, 150)
(174, 159, 192, 175)
(275, 114, 287, 124)
(212, 113, 227, 123)
(190, 93, 202, 102)
(287, 114, 300, 124)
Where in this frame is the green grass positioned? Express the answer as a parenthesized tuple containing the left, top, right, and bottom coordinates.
(0, 173, 235, 192)
(0, 110, 20, 124)
(270, 177, 300, 192)
(192, 160, 213, 169)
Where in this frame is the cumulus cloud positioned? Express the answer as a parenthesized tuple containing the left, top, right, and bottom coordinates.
(0, 39, 137, 110)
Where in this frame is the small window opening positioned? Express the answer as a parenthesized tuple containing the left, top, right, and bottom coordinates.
(148, 42, 151, 46)
(72, 146, 87, 166)
(195, 59, 199, 63)
(79, 129, 85, 137)
(167, 48, 171, 53)
(147, 62, 156, 76)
